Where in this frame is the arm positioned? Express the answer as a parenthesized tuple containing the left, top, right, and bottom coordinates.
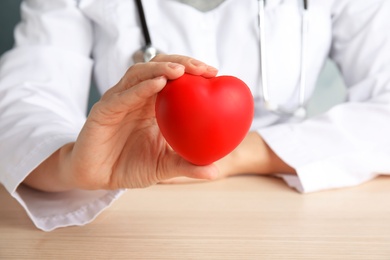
(0, 0, 96, 231)
(258, 0, 390, 192)
(0, 0, 93, 193)
(200, 0, 389, 192)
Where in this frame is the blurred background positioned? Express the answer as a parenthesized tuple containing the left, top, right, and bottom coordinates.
(0, 0, 346, 116)
(0, 0, 22, 55)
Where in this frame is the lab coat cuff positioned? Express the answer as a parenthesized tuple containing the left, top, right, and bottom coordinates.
(258, 125, 310, 193)
(1, 133, 125, 231)
(258, 125, 379, 193)
(13, 186, 125, 232)
(257, 124, 311, 169)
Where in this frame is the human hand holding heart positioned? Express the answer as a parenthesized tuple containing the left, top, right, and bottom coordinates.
(156, 73, 254, 165)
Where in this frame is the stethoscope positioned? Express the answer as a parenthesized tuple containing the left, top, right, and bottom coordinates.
(133, 0, 159, 63)
(133, 0, 309, 118)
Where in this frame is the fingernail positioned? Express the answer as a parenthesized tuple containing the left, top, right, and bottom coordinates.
(168, 63, 184, 70)
(207, 66, 218, 73)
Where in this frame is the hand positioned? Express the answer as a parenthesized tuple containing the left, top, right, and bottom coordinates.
(161, 132, 296, 184)
(24, 54, 219, 191)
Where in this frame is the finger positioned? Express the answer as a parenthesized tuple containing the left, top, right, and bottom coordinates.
(118, 76, 166, 108)
(152, 54, 218, 78)
(121, 61, 186, 90)
(95, 76, 167, 119)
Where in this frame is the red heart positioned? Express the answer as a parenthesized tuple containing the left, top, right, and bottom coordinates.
(155, 73, 254, 165)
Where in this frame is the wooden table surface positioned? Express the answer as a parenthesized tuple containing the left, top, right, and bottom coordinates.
(1, 175, 390, 259)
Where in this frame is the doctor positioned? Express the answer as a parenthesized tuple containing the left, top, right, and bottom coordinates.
(0, 0, 389, 231)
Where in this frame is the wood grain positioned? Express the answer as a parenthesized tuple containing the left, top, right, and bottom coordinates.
(1, 175, 389, 259)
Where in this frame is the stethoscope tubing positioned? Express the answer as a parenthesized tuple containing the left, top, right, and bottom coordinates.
(135, 0, 151, 47)
(259, 0, 309, 118)
(134, 0, 157, 62)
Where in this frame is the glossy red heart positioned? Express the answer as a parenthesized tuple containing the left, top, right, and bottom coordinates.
(155, 73, 254, 165)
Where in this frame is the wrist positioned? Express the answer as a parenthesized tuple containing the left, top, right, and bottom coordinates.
(24, 142, 76, 192)
(57, 142, 76, 189)
(262, 139, 296, 174)
(230, 132, 270, 175)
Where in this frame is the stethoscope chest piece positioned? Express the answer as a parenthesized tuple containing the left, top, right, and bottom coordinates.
(133, 44, 159, 63)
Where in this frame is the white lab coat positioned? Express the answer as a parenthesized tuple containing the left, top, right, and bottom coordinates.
(0, 0, 389, 231)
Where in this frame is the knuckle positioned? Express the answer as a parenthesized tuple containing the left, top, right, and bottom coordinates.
(127, 62, 144, 73)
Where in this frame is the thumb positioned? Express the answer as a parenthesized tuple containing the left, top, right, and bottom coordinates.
(160, 155, 219, 182)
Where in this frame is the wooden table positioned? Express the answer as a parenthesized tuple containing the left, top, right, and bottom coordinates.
(1, 175, 390, 259)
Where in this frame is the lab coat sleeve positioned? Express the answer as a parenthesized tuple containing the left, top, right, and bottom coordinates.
(0, 0, 124, 231)
(258, 0, 390, 193)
